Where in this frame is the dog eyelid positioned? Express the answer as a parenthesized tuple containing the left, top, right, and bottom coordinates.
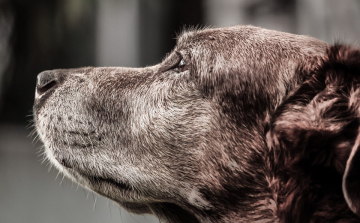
(159, 51, 188, 73)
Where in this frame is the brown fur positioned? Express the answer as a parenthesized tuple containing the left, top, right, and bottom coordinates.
(267, 45, 360, 223)
(33, 26, 360, 222)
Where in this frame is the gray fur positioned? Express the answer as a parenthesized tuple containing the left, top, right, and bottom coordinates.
(34, 25, 331, 222)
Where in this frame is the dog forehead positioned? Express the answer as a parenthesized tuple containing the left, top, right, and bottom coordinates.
(176, 25, 326, 53)
(176, 25, 269, 48)
(176, 26, 236, 48)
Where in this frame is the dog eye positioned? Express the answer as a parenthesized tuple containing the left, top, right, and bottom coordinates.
(173, 58, 187, 73)
(179, 58, 186, 67)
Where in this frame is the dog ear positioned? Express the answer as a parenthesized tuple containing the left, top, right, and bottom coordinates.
(267, 45, 360, 220)
(344, 132, 360, 216)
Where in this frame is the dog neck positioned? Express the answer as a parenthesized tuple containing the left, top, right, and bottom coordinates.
(266, 147, 359, 223)
(150, 194, 277, 223)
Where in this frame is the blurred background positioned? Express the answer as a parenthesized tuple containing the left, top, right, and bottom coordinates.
(0, 0, 359, 222)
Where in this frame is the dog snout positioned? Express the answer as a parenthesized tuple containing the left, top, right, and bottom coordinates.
(36, 70, 59, 95)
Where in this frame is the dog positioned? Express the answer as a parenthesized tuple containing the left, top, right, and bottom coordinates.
(33, 25, 360, 222)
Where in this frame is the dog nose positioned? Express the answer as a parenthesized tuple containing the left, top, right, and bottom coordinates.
(36, 70, 58, 95)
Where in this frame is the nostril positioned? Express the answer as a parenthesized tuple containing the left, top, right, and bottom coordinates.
(37, 80, 57, 94)
(37, 71, 58, 94)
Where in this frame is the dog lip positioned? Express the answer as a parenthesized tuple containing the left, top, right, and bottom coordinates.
(87, 176, 133, 191)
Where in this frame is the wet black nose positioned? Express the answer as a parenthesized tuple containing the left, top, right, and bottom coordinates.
(36, 71, 58, 94)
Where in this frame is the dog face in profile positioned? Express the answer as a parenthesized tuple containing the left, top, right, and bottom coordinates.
(33, 25, 360, 223)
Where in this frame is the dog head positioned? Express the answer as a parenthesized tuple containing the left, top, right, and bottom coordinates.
(33, 25, 360, 222)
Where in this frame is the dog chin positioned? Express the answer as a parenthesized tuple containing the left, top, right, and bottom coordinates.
(58, 163, 153, 207)
(42, 141, 152, 207)
(79, 173, 154, 214)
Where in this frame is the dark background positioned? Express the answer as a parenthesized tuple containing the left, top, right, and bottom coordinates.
(0, 0, 359, 222)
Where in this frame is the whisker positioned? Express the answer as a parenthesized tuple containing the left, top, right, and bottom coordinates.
(93, 194, 97, 211)
(76, 183, 80, 191)
(119, 206, 124, 223)
(55, 171, 61, 180)
(107, 199, 113, 217)
(86, 190, 90, 200)
(60, 174, 65, 185)
(47, 163, 53, 172)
